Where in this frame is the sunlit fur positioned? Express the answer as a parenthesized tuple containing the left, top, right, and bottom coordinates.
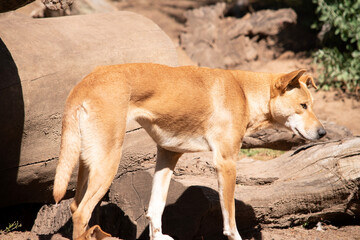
(270, 78, 324, 140)
(53, 63, 325, 240)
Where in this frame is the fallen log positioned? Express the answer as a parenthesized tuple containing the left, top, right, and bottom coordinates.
(235, 137, 360, 229)
(0, 11, 177, 207)
(32, 137, 360, 239)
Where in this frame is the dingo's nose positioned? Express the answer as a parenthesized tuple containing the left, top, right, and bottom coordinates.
(318, 127, 326, 138)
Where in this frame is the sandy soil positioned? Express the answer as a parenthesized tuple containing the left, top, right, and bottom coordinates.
(259, 225, 360, 240)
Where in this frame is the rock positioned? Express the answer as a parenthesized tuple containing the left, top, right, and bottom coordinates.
(42, 0, 73, 10)
(0, 11, 177, 207)
(32, 199, 134, 239)
(26, 0, 117, 18)
(227, 8, 297, 36)
(32, 199, 72, 235)
(180, 3, 297, 68)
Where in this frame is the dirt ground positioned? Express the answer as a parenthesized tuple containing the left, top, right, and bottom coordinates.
(259, 225, 360, 240)
(2, 225, 360, 240)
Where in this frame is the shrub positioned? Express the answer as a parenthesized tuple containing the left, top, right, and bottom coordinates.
(312, 0, 360, 94)
(0, 221, 22, 233)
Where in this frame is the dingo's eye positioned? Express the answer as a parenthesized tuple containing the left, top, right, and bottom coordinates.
(301, 103, 307, 110)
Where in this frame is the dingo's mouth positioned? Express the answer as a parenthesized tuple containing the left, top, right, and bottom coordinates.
(295, 127, 307, 140)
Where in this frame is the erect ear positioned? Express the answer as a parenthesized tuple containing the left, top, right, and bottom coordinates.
(275, 69, 307, 93)
(299, 75, 318, 89)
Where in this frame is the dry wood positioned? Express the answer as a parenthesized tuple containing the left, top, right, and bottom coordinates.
(242, 121, 353, 150)
(0, 11, 176, 207)
(236, 137, 360, 228)
(31, 138, 360, 239)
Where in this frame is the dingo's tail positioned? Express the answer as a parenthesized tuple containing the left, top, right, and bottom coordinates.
(53, 104, 81, 204)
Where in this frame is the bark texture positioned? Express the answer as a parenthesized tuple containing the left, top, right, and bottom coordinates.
(235, 137, 360, 228)
(32, 138, 360, 239)
(0, 11, 177, 207)
(242, 121, 353, 150)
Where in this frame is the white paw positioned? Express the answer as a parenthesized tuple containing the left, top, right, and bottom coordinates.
(224, 230, 242, 240)
(153, 234, 174, 240)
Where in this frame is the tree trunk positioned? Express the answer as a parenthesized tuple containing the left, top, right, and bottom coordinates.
(0, 11, 177, 207)
(235, 137, 360, 228)
(32, 138, 360, 239)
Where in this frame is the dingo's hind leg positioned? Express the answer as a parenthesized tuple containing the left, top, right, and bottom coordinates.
(70, 160, 89, 214)
(71, 101, 128, 239)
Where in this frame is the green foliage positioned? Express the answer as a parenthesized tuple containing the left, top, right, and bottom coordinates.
(313, 47, 360, 92)
(302, 221, 310, 229)
(312, 0, 360, 94)
(239, 148, 285, 160)
(0, 221, 22, 233)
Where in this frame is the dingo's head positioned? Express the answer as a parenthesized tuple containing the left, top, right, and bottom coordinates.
(270, 69, 326, 140)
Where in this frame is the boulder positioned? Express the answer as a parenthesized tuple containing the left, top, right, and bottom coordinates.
(31, 199, 73, 235)
(0, 11, 177, 207)
(42, 0, 73, 10)
(180, 3, 297, 68)
(32, 199, 134, 240)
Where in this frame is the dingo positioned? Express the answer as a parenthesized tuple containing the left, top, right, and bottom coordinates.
(53, 63, 326, 240)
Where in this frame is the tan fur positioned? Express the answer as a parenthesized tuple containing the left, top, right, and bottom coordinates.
(53, 63, 325, 240)
(76, 225, 112, 240)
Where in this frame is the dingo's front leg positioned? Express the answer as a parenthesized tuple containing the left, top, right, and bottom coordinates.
(146, 146, 182, 240)
(213, 147, 242, 240)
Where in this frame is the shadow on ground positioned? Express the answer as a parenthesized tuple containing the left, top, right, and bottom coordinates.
(138, 186, 261, 240)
